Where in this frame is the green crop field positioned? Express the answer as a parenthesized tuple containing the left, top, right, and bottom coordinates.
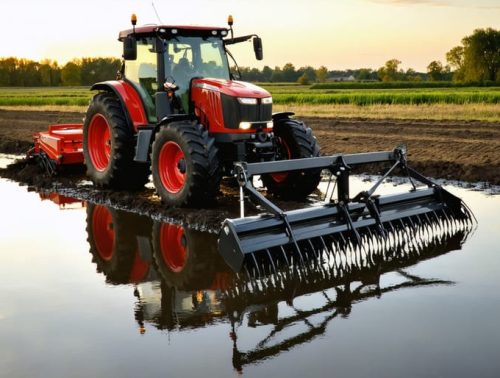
(0, 85, 498, 122)
(261, 84, 500, 106)
(0, 87, 92, 106)
(0, 84, 499, 107)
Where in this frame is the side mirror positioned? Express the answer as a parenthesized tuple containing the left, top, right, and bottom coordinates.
(123, 36, 137, 60)
(253, 37, 263, 61)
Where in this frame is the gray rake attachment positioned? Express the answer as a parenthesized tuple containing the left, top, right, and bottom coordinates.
(221, 225, 473, 372)
(218, 146, 476, 273)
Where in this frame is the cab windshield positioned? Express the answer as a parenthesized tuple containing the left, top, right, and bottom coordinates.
(164, 36, 230, 112)
(124, 36, 230, 121)
(166, 36, 230, 89)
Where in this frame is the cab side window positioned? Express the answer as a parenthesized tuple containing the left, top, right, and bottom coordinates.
(124, 38, 158, 122)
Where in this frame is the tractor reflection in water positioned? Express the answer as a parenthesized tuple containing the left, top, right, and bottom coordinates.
(84, 203, 474, 373)
(86, 203, 231, 333)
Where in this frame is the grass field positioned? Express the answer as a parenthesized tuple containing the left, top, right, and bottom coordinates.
(263, 84, 500, 105)
(0, 84, 499, 121)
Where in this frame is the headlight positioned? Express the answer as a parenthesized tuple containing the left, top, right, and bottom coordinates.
(237, 97, 258, 105)
(266, 121, 273, 128)
(261, 97, 273, 105)
(239, 122, 252, 130)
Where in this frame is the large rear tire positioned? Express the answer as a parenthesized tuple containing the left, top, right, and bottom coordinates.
(151, 121, 220, 207)
(151, 222, 217, 290)
(83, 92, 150, 190)
(262, 118, 321, 200)
(86, 204, 145, 284)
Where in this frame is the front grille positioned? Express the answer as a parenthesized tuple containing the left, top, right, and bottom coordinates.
(221, 94, 272, 129)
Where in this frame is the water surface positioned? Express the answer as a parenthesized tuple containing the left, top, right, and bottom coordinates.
(0, 176, 499, 378)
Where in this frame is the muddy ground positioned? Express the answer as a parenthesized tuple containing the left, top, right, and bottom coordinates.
(0, 109, 498, 229)
(1, 109, 498, 184)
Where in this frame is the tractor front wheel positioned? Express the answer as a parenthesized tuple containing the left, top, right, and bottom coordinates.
(262, 118, 321, 200)
(151, 121, 220, 207)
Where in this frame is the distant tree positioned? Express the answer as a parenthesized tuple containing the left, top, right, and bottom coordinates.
(427, 60, 445, 81)
(377, 59, 403, 81)
(297, 73, 310, 85)
(17, 59, 43, 86)
(0, 57, 18, 86)
(297, 66, 316, 83)
(404, 68, 422, 81)
(447, 28, 500, 82)
(61, 61, 81, 86)
(282, 63, 298, 82)
(355, 68, 372, 81)
(315, 66, 328, 83)
(446, 45, 465, 81)
(270, 66, 284, 82)
(39, 59, 61, 86)
(80, 57, 120, 85)
(261, 65, 273, 82)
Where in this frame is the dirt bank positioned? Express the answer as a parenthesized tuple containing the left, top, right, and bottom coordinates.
(0, 109, 499, 184)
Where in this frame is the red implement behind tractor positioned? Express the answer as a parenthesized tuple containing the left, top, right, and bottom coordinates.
(29, 15, 474, 272)
(28, 124, 83, 174)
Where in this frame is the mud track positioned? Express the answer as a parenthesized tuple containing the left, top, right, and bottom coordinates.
(1, 109, 498, 184)
(0, 109, 498, 230)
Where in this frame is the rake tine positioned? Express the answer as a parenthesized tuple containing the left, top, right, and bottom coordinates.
(279, 245, 291, 267)
(249, 253, 262, 277)
(265, 249, 277, 274)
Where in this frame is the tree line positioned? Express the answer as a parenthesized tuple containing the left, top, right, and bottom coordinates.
(0, 28, 497, 87)
(239, 28, 499, 84)
(0, 57, 120, 87)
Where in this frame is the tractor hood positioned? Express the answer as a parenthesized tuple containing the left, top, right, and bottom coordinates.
(192, 78, 271, 99)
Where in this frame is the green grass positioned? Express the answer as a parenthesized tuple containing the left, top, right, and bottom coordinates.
(310, 80, 500, 90)
(0, 87, 92, 106)
(0, 84, 499, 107)
(261, 84, 500, 106)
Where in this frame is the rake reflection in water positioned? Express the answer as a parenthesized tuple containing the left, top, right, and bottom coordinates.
(83, 202, 474, 373)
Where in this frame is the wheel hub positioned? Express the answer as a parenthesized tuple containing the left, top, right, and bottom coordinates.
(158, 141, 186, 194)
(88, 114, 112, 172)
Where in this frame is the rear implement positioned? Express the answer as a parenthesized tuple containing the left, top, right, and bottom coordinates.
(27, 124, 84, 174)
(218, 146, 475, 273)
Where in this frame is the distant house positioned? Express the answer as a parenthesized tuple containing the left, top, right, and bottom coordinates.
(326, 75, 356, 82)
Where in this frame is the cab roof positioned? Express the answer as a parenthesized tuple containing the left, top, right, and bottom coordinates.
(118, 25, 228, 40)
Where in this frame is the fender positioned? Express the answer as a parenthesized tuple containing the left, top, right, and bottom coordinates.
(134, 114, 195, 163)
(91, 80, 149, 133)
(272, 112, 295, 122)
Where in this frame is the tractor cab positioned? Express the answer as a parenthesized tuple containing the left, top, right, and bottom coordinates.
(118, 19, 267, 131)
(119, 25, 232, 122)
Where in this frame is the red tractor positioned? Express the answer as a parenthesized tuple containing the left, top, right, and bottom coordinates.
(68, 15, 319, 206)
(30, 15, 473, 272)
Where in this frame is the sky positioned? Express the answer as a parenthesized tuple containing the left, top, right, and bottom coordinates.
(0, 0, 498, 71)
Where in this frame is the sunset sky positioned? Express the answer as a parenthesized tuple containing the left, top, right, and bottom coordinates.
(0, 0, 498, 71)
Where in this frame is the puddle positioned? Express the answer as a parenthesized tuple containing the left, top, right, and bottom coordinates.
(0, 153, 23, 169)
(0, 177, 499, 377)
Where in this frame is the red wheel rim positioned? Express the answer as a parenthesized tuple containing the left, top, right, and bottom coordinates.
(159, 223, 188, 273)
(271, 138, 292, 183)
(158, 141, 186, 193)
(92, 205, 114, 261)
(88, 114, 111, 172)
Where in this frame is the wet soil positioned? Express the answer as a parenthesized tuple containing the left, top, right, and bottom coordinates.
(306, 117, 500, 185)
(0, 109, 84, 154)
(1, 109, 498, 184)
(0, 109, 498, 230)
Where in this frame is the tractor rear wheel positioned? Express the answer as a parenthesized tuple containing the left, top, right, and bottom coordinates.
(86, 204, 142, 284)
(262, 118, 321, 200)
(83, 92, 150, 190)
(151, 121, 220, 207)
